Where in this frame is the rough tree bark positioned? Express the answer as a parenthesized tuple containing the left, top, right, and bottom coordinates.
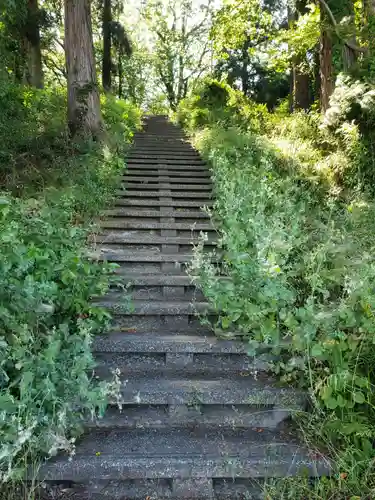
(320, 24, 334, 112)
(24, 0, 43, 88)
(291, 0, 310, 110)
(102, 0, 112, 91)
(64, 0, 102, 137)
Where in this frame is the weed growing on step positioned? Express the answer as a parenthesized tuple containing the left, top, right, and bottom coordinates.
(0, 80, 142, 481)
(178, 79, 375, 496)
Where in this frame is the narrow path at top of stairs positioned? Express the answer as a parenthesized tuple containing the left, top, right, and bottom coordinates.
(40, 116, 329, 499)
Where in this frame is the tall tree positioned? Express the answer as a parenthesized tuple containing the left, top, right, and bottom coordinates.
(319, 9, 333, 112)
(291, 0, 310, 110)
(144, 0, 214, 110)
(24, 0, 43, 88)
(102, 0, 112, 91)
(64, 0, 102, 137)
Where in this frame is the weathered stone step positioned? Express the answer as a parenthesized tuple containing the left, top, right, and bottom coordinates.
(93, 351, 270, 377)
(116, 190, 212, 199)
(46, 478, 266, 500)
(111, 315, 215, 335)
(106, 284, 205, 301)
(123, 183, 212, 191)
(102, 209, 210, 219)
(114, 199, 213, 208)
(89, 404, 291, 431)
(39, 429, 328, 482)
(99, 250, 218, 263)
(94, 332, 244, 353)
(124, 176, 212, 185)
(93, 233, 217, 246)
(100, 220, 214, 231)
(125, 169, 210, 178)
(113, 377, 305, 408)
(127, 163, 208, 171)
(128, 154, 201, 160)
(97, 299, 211, 315)
(128, 158, 205, 166)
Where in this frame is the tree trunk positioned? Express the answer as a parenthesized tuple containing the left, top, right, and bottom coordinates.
(25, 0, 43, 88)
(102, 0, 112, 91)
(241, 37, 251, 96)
(320, 6, 334, 113)
(118, 49, 123, 98)
(64, 0, 102, 137)
(291, 0, 310, 110)
(293, 68, 310, 110)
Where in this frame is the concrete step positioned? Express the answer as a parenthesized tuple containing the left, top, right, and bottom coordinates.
(114, 198, 213, 208)
(128, 154, 202, 160)
(124, 169, 210, 178)
(124, 176, 212, 185)
(110, 315, 215, 334)
(38, 478, 268, 500)
(88, 404, 292, 431)
(102, 209, 210, 219)
(44, 478, 266, 500)
(100, 220, 214, 231)
(106, 284, 205, 301)
(128, 158, 205, 166)
(116, 190, 213, 199)
(38, 428, 328, 482)
(92, 233, 217, 246)
(98, 250, 218, 263)
(126, 164, 208, 171)
(93, 351, 270, 377)
(93, 333, 247, 354)
(122, 183, 212, 191)
(96, 298, 211, 315)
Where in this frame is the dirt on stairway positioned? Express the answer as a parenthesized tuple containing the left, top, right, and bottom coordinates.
(39, 116, 329, 499)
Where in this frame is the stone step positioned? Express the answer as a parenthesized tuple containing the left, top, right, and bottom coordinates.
(102, 209, 210, 219)
(124, 169, 210, 178)
(116, 190, 212, 199)
(46, 478, 265, 500)
(114, 199, 213, 208)
(128, 158, 205, 166)
(88, 404, 292, 431)
(100, 220, 214, 231)
(39, 429, 328, 482)
(112, 377, 305, 408)
(107, 284, 205, 301)
(126, 164, 208, 171)
(97, 299, 211, 315)
(98, 250, 218, 263)
(110, 315, 215, 335)
(93, 351, 270, 377)
(128, 154, 202, 160)
(93, 233, 217, 246)
(124, 176, 212, 185)
(122, 183, 212, 191)
(93, 333, 247, 354)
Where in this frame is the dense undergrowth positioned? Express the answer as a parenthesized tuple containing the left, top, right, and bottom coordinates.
(177, 79, 375, 498)
(0, 74, 141, 481)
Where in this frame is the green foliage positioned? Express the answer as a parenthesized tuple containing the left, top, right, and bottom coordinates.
(176, 78, 268, 133)
(0, 77, 141, 480)
(183, 91, 375, 492)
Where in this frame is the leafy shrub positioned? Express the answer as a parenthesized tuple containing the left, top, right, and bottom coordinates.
(0, 79, 142, 479)
(0, 196, 114, 480)
(322, 74, 375, 192)
(176, 78, 268, 133)
(189, 126, 375, 464)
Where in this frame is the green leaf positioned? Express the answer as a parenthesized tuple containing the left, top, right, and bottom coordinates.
(325, 397, 338, 409)
(353, 392, 365, 404)
(311, 344, 323, 357)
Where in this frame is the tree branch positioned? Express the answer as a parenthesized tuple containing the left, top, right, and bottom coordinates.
(319, 0, 367, 53)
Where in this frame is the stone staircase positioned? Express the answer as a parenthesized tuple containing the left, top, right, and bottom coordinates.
(40, 116, 328, 499)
